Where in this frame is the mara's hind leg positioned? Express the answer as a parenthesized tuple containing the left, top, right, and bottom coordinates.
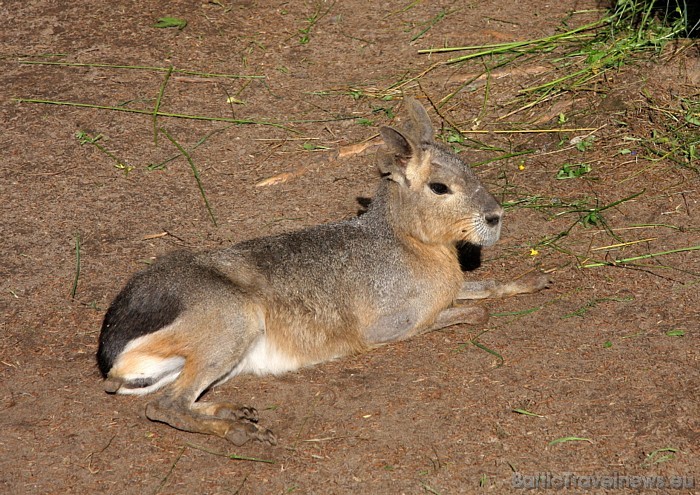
(426, 305, 489, 332)
(141, 306, 277, 446)
(145, 362, 277, 446)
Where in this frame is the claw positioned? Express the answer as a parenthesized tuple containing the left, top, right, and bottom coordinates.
(236, 405, 259, 423)
(211, 404, 259, 423)
(256, 428, 278, 446)
(225, 422, 277, 446)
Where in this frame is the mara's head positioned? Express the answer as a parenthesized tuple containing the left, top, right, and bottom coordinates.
(377, 98, 503, 248)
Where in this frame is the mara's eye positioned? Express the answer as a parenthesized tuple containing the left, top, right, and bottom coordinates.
(429, 182, 451, 195)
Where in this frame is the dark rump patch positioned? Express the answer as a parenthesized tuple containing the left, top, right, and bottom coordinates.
(96, 275, 184, 377)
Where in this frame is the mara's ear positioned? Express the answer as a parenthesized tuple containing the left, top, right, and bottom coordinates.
(377, 126, 414, 184)
(379, 125, 414, 159)
(403, 97, 434, 143)
(377, 125, 429, 187)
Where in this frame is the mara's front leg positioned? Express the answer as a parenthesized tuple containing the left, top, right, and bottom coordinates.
(457, 271, 550, 301)
(426, 272, 551, 333)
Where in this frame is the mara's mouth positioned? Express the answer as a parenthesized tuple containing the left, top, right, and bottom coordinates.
(476, 231, 500, 247)
(461, 219, 501, 247)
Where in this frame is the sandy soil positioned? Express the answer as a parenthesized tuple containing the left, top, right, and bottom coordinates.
(1, 1, 698, 493)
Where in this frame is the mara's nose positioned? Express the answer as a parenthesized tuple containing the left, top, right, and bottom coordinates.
(475, 186, 502, 222)
(484, 211, 501, 227)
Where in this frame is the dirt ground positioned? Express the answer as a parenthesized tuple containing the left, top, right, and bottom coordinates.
(1, 1, 698, 493)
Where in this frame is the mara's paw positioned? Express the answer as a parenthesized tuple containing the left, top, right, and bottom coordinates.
(518, 271, 551, 293)
(103, 377, 123, 394)
(254, 426, 278, 446)
(225, 421, 277, 446)
(190, 401, 260, 422)
(213, 403, 259, 423)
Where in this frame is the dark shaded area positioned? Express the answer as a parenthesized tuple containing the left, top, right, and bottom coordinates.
(457, 242, 482, 272)
(612, 0, 700, 37)
(662, 0, 700, 36)
(356, 196, 373, 216)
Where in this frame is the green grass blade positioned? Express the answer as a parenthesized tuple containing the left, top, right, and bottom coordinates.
(154, 17, 187, 30)
(17, 60, 263, 79)
(186, 443, 275, 463)
(153, 66, 174, 146)
(512, 408, 545, 418)
(14, 98, 287, 129)
(159, 128, 217, 227)
(490, 307, 541, 317)
(549, 436, 593, 446)
(411, 8, 452, 42)
(419, 20, 603, 65)
(583, 245, 700, 268)
(70, 232, 81, 299)
(470, 340, 504, 367)
(418, 20, 602, 55)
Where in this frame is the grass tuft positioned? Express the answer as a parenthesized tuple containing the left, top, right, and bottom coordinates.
(414, 1, 697, 120)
